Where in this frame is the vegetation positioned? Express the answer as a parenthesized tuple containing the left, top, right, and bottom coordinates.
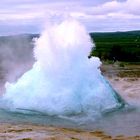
(90, 31, 140, 62)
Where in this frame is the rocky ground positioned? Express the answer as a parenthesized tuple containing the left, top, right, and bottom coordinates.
(0, 123, 140, 140)
(101, 63, 140, 106)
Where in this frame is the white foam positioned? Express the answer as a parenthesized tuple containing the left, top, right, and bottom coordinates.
(1, 18, 122, 117)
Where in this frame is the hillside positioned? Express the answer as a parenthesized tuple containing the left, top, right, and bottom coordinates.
(90, 31, 140, 62)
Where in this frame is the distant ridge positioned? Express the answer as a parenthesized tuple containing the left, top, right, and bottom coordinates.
(1, 30, 140, 37)
(0, 30, 140, 62)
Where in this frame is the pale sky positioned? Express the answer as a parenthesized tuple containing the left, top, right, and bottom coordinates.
(0, 0, 140, 35)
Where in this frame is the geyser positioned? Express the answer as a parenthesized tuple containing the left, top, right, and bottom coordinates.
(0, 18, 124, 117)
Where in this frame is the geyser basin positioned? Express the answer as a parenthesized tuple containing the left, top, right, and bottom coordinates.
(0, 18, 124, 118)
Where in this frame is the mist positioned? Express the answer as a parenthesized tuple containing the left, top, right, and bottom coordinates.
(0, 34, 37, 93)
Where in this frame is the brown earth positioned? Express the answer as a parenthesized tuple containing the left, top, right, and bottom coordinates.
(0, 123, 140, 140)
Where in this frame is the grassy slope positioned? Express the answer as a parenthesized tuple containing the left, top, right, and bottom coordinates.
(90, 31, 140, 62)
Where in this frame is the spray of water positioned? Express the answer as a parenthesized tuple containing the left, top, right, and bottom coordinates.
(0, 18, 124, 117)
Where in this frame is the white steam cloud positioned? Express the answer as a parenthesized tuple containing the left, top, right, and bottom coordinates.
(0, 18, 123, 118)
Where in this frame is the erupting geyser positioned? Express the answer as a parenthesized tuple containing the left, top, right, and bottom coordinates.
(0, 18, 124, 117)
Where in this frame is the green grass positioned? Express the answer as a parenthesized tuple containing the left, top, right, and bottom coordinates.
(90, 31, 140, 62)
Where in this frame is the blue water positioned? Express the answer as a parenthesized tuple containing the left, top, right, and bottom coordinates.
(0, 105, 140, 136)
